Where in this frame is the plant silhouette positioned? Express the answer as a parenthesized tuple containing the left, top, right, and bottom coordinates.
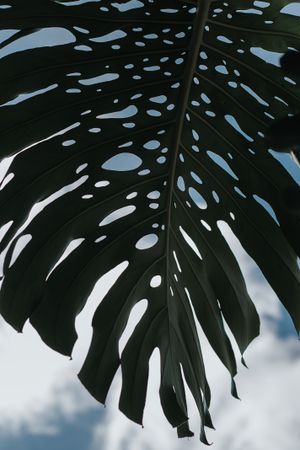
(0, 0, 299, 443)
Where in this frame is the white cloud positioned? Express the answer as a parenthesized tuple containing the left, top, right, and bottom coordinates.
(0, 318, 97, 435)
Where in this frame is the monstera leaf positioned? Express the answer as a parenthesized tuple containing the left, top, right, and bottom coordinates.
(0, 0, 299, 443)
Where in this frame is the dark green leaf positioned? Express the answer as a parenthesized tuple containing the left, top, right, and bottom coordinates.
(0, 0, 299, 443)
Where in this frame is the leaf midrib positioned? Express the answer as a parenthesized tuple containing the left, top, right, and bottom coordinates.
(163, 0, 213, 397)
(166, 0, 213, 260)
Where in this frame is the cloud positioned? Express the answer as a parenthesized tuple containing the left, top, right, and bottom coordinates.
(0, 318, 97, 436)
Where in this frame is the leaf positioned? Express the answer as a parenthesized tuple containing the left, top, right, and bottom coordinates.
(0, 0, 299, 443)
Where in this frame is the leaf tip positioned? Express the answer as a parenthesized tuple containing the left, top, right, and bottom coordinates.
(241, 356, 248, 368)
(204, 410, 215, 430)
(231, 378, 240, 400)
(177, 421, 194, 438)
(200, 427, 212, 446)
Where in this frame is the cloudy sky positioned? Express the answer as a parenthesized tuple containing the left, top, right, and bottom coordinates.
(0, 2, 300, 450)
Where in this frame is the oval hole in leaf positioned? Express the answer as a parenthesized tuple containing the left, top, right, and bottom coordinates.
(90, 30, 127, 43)
(97, 105, 137, 120)
(95, 180, 110, 188)
(147, 190, 160, 200)
(135, 234, 159, 250)
(207, 151, 239, 180)
(99, 205, 136, 227)
(188, 187, 207, 209)
(172, 250, 182, 273)
(150, 275, 162, 288)
(78, 73, 120, 86)
(179, 226, 202, 260)
(253, 195, 280, 225)
(102, 153, 142, 171)
(0, 28, 76, 59)
(143, 140, 160, 150)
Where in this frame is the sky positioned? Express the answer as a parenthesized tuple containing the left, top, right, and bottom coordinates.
(0, 2, 300, 450)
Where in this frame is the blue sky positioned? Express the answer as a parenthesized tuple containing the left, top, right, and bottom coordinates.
(0, 410, 100, 450)
(0, 1, 300, 450)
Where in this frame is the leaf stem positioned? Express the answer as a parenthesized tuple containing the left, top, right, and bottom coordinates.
(163, 0, 213, 420)
(166, 0, 212, 264)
